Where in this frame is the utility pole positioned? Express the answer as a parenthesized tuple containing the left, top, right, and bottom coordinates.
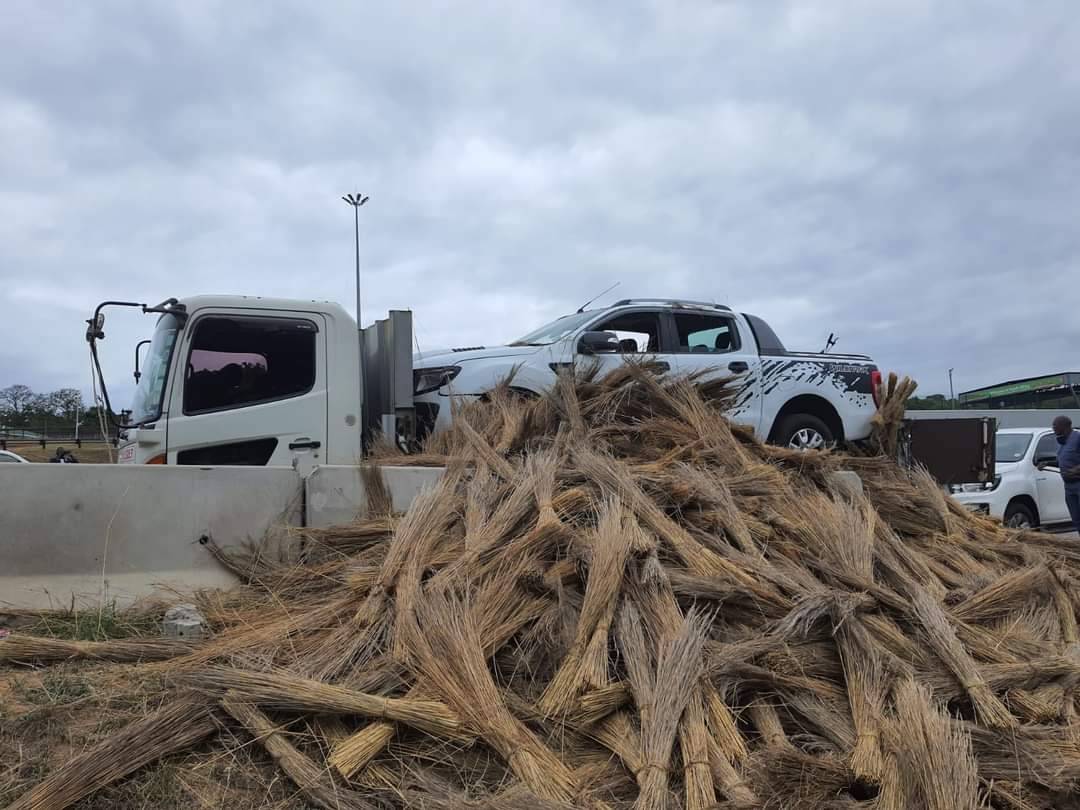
(342, 193, 369, 333)
(948, 368, 955, 409)
(342, 193, 370, 439)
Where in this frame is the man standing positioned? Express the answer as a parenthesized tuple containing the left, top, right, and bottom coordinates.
(1051, 416, 1080, 534)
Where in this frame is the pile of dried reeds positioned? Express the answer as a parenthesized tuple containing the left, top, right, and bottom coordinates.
(5, 362, 1080, 810)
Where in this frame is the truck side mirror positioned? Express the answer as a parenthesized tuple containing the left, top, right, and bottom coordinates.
(85, 313, 105, 342)
(577, 331, 619, 355)
(1035, 454, 1058, 468)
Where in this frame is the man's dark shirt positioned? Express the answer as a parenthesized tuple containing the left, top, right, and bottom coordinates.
(1058, 430, 1080, 492)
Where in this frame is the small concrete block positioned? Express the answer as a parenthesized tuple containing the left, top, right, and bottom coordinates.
(164, 603, 207, 640)
(827, 470, 864, 499)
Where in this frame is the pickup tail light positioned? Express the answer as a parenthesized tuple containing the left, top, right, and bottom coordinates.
(870, 369, 883, 408)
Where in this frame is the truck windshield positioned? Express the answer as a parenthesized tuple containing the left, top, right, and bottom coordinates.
(130, 314, 180, 424)
(995, 433, 1032, 463)
(509, 311, 597, 346)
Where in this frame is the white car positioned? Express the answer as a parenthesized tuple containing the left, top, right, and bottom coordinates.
(0, 449, 28, 463)
(413, 298, 881, 448)
(951, 427, 1075, 529)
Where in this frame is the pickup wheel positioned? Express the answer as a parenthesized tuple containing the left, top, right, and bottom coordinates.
(1003, 501, 1036, 530)
(775, 414, 834, 451)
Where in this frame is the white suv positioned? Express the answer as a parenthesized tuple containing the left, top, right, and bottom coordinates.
(951, 427, 1074, 529)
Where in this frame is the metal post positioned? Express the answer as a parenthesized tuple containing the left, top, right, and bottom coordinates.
(342, 193, 370, 443)
(353, 203, 361, 329)
(948, 368, 955, 409)
(341, 193, 369, 329)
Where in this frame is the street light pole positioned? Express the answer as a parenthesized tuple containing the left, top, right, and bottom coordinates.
(948, 368, 955, 409)
(341, 193, 369, 331)
(342, 193, 370, 442)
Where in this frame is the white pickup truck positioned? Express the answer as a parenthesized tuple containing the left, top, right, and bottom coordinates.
(413, 298, 881, 448)
(952, 427, 1076, 529)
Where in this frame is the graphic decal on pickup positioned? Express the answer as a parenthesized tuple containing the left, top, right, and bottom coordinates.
(727, 358, 876, 414)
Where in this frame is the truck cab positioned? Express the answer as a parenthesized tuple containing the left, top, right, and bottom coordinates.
(116, 296, 364, 467)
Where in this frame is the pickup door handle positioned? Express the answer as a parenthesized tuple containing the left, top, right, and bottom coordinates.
(728, 361, 749, 373)
(654, 361, 670, 372)
(288, 440, 322, 450)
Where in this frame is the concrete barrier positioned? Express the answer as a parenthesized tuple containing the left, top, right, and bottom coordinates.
(306, 465, 445, 527)
(0, 464, 303, 610)
(0, 463, 447, 610)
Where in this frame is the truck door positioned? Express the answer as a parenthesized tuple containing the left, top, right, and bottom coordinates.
(1033, 431, 1070, 524)
(164, 311, 328, 468)
(669, 311, 763, 431)
(578, 309, 676, 378)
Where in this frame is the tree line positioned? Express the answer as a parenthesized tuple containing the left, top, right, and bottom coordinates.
(0, 384, 112, 435)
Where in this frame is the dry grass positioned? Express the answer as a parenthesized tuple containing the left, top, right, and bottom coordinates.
(7, 364, 1080, 809)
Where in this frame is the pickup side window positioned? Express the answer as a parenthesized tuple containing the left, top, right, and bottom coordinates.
(590, 312, 661, 354)
(672, 313, 740, 354)
(1033, 433, 1059, 466)
(183, 315, 317, 415)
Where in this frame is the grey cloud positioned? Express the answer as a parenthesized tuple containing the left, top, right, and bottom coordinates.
(1, 0, 1078, 408)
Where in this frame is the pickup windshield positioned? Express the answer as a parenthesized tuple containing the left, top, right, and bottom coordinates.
(130, 313, 180, 424)
(509, 311, 596, 346)
(995, 433, 1032, 463)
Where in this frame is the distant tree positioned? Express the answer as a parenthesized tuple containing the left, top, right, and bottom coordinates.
(49, 388, 84, 421)
(906, 393, 950, 410)
(0, 384, 35, 417)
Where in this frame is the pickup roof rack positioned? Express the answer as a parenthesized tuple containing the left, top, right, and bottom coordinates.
(612, 298, 731, 312)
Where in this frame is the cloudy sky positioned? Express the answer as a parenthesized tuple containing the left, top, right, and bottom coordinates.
(1, 0, 1077, 408)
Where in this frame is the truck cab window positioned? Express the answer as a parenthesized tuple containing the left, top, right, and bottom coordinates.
(673, 313, 739, 353)
(590, 312, 661, 353)
(183, 316, 317, 414)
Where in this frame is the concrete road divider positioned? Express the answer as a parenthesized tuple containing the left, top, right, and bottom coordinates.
(0, 464, 304, 610)
(0, 463, 445, 610)
(305, 465, 445, 527)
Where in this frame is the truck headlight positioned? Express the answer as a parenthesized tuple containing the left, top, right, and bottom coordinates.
(949, 475, 1000, 494)
(414, 366, 461, 395)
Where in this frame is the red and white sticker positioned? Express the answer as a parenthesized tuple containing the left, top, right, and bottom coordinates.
(118, 445, 136, 463)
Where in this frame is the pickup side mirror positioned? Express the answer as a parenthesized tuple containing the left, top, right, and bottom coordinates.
(1035, 454, 1059, 468)
(577, 330, 620, 355)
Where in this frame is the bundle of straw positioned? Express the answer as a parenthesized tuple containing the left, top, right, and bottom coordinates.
(9, 363, 1080, 810)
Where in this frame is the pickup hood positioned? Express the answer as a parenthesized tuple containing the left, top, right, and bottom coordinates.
(413, 344, 545, 367)
(995, 461, 1022, 475)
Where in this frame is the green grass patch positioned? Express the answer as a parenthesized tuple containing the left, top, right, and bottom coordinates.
(14, 670, 91, 707)
(25, 603, 161, 642)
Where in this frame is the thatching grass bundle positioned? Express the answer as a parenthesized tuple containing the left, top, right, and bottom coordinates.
(0, 635, 195, 665)
(6, 362, 1080, 809)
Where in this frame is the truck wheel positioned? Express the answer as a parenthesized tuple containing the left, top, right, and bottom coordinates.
(775, 414, 834, 451)
(1004, 501, 1036, 529)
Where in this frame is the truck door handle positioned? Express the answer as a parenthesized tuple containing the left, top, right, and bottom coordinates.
(728, 361, 749, 373)
(288, 440, 322, 450)
(654, 361, 670, 372)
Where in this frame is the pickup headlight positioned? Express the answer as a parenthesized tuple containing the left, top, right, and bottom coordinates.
(949, 475, 1001, 494)
(414, 366, 461, 395)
